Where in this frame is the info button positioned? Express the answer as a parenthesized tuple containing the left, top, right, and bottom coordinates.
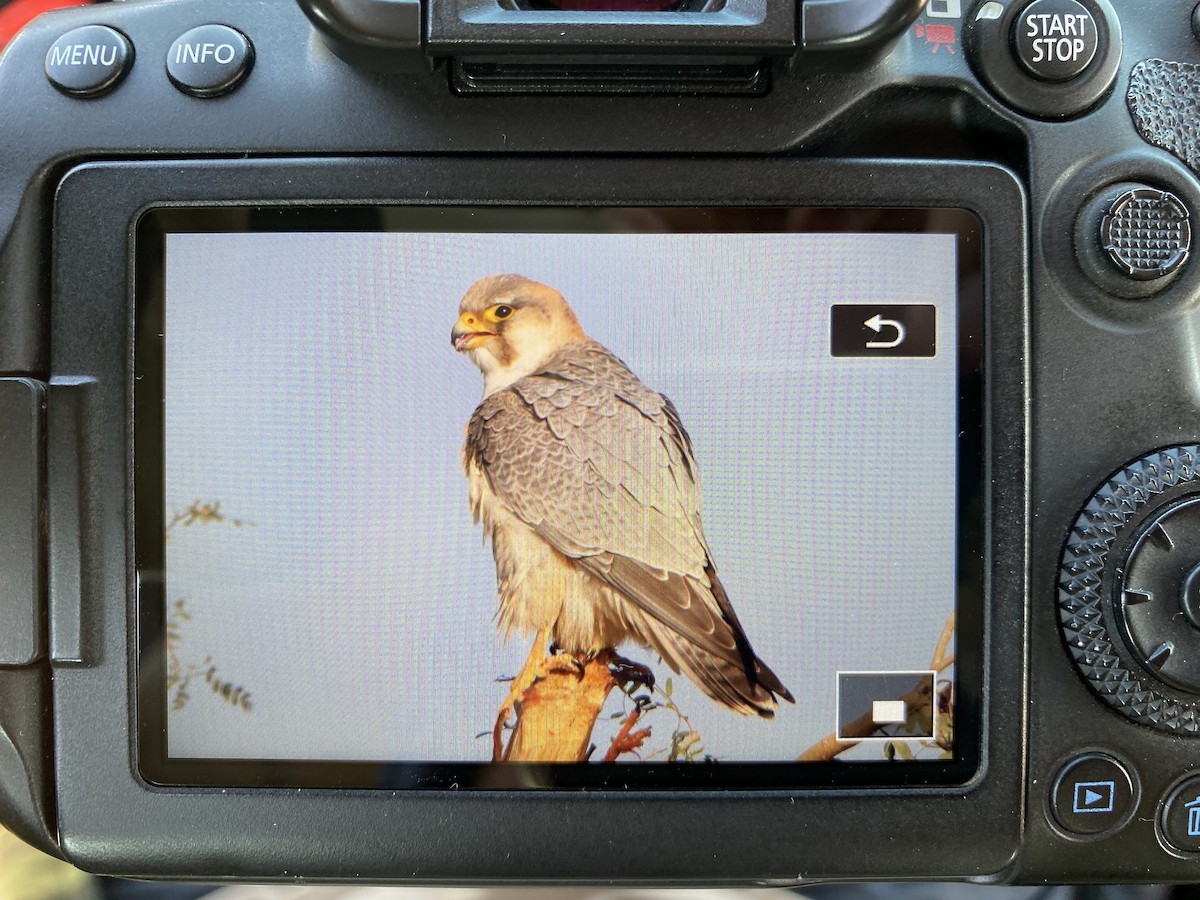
(167, 24, 254, 98)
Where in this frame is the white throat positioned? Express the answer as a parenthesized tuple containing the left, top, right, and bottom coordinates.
(474, 348, 549, 398)
(471, 325, 580, 398)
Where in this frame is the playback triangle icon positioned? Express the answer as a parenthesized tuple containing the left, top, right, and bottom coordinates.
(1071, 779, 1116, 814)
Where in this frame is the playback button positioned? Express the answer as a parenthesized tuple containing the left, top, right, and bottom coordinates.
(1050, 753, 1137, 837)
(167, 25, 254, 98)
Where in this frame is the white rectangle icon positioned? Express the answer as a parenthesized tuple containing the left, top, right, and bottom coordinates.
(927, 0, 962, 17)
(872, 700, 907, 724)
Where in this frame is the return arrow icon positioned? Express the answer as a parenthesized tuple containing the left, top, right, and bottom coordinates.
(864, 314, 906, 349)
(829, 305, 936, 358)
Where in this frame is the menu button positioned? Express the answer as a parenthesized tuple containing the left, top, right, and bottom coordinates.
(45, 25, 133, 98)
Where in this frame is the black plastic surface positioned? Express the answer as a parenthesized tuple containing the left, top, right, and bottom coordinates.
(0, 379, 44, 667)
(0, 667, 60, 859)
(296, 0, 423, 71)
(46, 378, 95, 667)
(449, 57, 770, 93)
(801, 0, 923, 51)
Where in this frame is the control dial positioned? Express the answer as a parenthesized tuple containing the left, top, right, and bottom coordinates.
(1059, 446, 1200, 734)
(1118, 497, 1200, 693)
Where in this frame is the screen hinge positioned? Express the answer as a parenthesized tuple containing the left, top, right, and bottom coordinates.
(46, 376, 97, 667)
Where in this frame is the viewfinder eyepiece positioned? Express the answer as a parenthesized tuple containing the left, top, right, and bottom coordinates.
(519, 1, 710, 10)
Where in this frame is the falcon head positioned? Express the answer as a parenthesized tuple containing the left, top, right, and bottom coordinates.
(452, 274, 586, 396)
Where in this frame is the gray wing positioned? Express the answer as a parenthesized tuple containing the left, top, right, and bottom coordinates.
(465, 341, 791, 715)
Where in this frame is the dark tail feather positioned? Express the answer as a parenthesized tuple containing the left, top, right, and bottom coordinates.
(704, 564, 794, 715)
(635, 607, 792, 718)
(753, 657, 795, 706)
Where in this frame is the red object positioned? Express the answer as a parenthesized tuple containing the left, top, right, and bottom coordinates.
(0, 0, 93, 51)
(914, 22, 957, 54)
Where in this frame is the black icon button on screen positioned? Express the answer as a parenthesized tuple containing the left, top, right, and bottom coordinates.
(830, 305, 937, 358)
(836, 671, 936, 740)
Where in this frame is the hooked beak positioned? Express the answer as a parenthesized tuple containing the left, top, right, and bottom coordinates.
(451, 311, 496, 353)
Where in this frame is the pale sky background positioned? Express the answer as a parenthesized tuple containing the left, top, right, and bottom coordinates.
(162, 224, 960, 763)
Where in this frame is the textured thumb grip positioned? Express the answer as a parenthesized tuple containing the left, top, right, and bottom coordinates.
(1128, 59, 1200, 176)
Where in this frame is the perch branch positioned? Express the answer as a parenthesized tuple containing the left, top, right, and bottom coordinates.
(602, 705, 652, 763)
(495, 646, 622, 762)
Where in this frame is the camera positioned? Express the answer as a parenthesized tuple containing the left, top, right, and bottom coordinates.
(0, 0, 1199, 885)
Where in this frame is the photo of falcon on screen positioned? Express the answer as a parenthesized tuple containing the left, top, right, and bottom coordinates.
(451, 274, 794, 727)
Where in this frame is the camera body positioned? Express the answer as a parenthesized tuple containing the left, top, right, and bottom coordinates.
(1, 0, 1199, 884)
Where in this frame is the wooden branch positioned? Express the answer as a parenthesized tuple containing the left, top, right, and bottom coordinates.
(797, 612, 956, 762)
(601, 705, 651, 763)
(930, 613, 955, 671)
(501, 650, 620, 762)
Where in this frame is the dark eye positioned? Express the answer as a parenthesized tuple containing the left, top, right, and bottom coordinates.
(494, 305, 513, 319)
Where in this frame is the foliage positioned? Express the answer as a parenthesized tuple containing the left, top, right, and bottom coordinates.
(882, 677, 954, 761)
(165, 500, 254, 542)
(0, 827, 96, 900)
(601, 677, 709, 763)
(164, 501, 256, 715)
(166, 599, 254, 713)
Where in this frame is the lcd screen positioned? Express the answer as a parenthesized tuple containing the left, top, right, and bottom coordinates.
(135, 206, 983, 789)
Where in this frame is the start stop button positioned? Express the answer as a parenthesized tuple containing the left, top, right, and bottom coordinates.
(1012, 0, 1099, 82)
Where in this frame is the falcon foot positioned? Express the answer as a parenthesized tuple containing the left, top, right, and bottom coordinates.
(547, 644, 588, 678)
(544, 651, 587, 680)
(607, 654, 655, 691)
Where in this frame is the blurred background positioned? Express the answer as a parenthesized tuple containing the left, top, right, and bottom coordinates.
(0, 827, 1188, 900)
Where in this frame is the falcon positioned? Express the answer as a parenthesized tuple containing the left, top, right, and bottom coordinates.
(452, 274, 793, 719)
